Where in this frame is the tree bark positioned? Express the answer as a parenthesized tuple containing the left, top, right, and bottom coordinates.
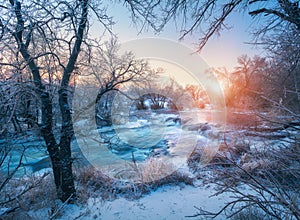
(58, 90, 76, 201)
(56, 0, 88, 202)
(10, 0, 89, 202)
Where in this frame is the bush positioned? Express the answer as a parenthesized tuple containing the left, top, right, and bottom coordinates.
(188, 144, 300, 219)
(0, 173, 56, 219)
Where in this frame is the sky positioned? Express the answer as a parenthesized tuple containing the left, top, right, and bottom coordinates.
(100, 3, 264, 71)
(90, 2, 265, 85)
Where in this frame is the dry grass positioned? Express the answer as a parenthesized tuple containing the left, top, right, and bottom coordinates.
(20, 174, 57, 209)
(189, 142, 300, 219)
(74, 158, 194, 201)
(230, 207, 266, 220)
(188, 138, 251, 172)
(0, 172, 56, 208)
(139, 158, 176, 183)
(0, 172, 57, 219)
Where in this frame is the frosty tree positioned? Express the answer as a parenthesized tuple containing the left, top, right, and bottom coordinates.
(0, 0, 97, 202)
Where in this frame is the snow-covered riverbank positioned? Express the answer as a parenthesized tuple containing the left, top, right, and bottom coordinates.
(28, 182, 232, 220)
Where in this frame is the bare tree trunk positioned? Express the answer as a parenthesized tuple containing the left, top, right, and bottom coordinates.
(40, 92, 62, 195)
(9, 0, 89, 202)
(55, 0, 88, 201)
(58, 90, 76, 201)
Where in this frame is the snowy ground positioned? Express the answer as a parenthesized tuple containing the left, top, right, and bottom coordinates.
(28, 182, 232, 220)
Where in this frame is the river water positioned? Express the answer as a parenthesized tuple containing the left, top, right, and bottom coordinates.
(1, 109, 222, 176)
